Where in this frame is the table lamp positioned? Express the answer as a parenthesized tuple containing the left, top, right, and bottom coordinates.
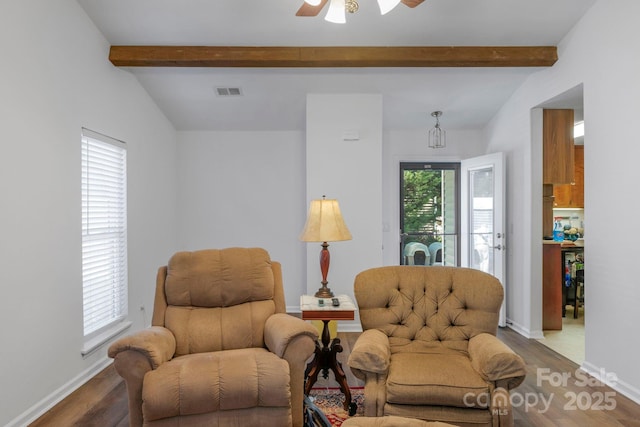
(300, 196, 352, 298)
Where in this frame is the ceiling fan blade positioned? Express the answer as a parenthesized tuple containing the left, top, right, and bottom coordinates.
(401, 0, 424, 8)
(296, 0, 329, 16)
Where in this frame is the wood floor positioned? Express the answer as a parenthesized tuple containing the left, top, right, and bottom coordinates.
(30, 327, 640, 426)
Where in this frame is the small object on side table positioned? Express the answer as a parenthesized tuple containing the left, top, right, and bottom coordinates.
(331, 297, 340, 307)
(301, 294, 358, 415)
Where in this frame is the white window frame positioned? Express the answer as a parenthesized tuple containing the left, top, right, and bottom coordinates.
(81, 128, 130, 355)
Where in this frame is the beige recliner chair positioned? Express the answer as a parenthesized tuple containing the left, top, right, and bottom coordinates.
(348, 266, 526, 427)
(108, 248, 318, 427)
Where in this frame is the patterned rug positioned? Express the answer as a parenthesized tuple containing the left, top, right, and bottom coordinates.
(308, 387, 365, 427)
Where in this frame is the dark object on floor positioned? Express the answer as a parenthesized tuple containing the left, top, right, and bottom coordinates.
(304, 395, 332, 427)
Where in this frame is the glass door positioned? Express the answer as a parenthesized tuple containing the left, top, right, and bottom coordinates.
(400, 162, 460, 266)
(461, 152, 506, 325)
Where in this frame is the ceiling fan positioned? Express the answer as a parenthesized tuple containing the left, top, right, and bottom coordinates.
(297, 0, 424, 21)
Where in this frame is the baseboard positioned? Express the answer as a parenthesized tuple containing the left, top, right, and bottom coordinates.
(6, 357, 112, 427)
(336, 320, 363, 333)
(506, 318, 544, 339)
(581, 361, 640, 406)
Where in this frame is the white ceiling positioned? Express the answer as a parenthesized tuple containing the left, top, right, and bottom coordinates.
(76, 0, 595, 131)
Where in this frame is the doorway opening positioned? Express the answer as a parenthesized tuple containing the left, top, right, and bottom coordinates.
(537, 85, 585, 365)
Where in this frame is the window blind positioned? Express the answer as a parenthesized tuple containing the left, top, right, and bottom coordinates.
(81, 128, 128, 337)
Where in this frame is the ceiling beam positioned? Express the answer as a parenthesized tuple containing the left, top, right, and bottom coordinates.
(109, 46, 557, 68)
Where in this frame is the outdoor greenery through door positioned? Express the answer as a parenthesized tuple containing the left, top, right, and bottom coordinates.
(400, 162, 460, 266)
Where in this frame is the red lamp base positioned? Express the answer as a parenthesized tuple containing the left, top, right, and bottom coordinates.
(314, 241, 335, 298)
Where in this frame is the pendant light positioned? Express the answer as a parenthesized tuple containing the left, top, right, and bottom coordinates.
(428, 111, 447, 149)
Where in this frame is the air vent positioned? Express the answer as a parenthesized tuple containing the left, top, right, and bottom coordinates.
(215, 87, 243, 96)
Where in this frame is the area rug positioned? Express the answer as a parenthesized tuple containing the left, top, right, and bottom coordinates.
(308, 387, 365, 427)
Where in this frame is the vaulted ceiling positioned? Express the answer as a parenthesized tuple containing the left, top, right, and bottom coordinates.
(77, 0, 595, 131)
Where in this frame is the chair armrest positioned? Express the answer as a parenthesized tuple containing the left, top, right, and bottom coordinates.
(265, 314, 318, 427)
(468, 332, 526, 389)
(107, 326, 176, 369)
(347, 329, 391, 378)
(264, 313, 319, 359)
(108, 327, 175, 427)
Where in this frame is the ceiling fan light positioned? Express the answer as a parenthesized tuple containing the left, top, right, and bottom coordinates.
(325, 0, 346, 23)
(377, 0, 401, 15)
(304, 0, 322, 6)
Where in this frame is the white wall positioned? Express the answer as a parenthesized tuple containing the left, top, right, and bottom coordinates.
(304, 95, 384, 315)
(174, 104, 488, 325)
(486, 0, 640, 402)
(176, 131, 307, 310)
(173, 98, 386, 317)
(0, 1, 178, 425)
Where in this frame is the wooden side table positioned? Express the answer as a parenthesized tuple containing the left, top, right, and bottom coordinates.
(301, 294, 357, 415)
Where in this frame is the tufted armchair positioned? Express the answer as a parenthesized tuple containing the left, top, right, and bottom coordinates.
(347, 266, 526, 427)
(108, 248, 318, 427)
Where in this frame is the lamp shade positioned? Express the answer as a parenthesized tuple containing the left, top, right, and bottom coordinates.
(300, 198, 352, 242)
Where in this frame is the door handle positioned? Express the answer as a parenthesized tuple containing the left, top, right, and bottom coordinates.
(492, 244, 503, 250)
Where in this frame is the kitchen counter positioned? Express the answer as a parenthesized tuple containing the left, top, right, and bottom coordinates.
(542, 239, 584, 247)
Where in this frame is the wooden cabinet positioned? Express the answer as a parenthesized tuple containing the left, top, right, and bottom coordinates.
(543, 109, 574, 184)
(553, 145, 584, 208)
(542, 243, 563, 330)
(542, 184, 554, 237)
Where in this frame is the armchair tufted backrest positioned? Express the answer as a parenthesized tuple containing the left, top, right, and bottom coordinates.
(151, 247, 286, 357)
(354, 266, 503, 353)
